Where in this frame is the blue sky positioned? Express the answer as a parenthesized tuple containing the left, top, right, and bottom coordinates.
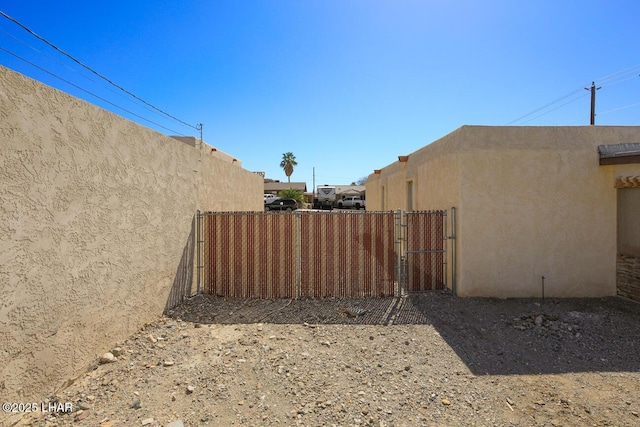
(2, 1, 640, 189)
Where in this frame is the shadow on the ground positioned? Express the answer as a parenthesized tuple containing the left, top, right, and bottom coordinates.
(168, 295, 401, 325)
(398, 293, 640, 375)
(167, 292, 640, 375)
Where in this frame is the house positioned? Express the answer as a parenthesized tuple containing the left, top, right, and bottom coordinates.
(334, 185, 366, 199)
(366, 125, 640, 300)
(264, 180, 308, 195)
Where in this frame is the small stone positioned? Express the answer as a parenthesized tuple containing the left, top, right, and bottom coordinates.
(163, 360, 175, 367)
(535, 315, 544, 326)
(99, 353, 117, 364)
(186, 385, 195, 394)
(141, 418, 154, 426)
(78, 402, 92, 410)
(130, 400, 141, 409)
(111, 347, 123, 357)
(166, 421, 185, 427)
(146, 334, 157, 343)
(75, 410, 90, 421)
(441, 398, 451, 406)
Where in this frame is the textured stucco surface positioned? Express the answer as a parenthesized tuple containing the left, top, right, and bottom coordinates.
(366, 125, 640, 298)
(0, 66, 262, 401)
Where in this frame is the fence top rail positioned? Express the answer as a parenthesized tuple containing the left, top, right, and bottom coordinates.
(198, 210, 399, 217)
(405, 210, 448, 215)
(199, 209, 448, 217)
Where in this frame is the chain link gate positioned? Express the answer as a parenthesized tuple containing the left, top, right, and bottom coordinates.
(395, 210, 453, 294)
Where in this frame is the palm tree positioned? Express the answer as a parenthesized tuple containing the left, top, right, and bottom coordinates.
(280, 152, 298, 183)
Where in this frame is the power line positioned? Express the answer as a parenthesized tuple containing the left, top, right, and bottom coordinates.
(0, 46, 188, 136)
(519, 92, 589, 125)
(506, 87, 585, 125)
(598, 102, 640, 116)
(595, 63, 640, 85)
(507, 64, 640, 125)
(0, 27, 175, 124)
(0, 9, 199, 131)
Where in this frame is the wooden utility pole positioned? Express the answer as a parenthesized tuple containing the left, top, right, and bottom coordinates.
(585, 82, 601, 125)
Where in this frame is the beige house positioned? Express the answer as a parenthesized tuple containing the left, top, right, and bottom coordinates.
(366, 125, 640, 299)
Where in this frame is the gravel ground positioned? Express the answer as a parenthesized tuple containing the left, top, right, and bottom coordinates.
(13, 292, 640, 427)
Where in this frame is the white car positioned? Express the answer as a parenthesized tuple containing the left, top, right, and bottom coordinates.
(264, 194, 280, 204)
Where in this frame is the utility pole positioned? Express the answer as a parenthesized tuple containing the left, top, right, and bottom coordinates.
(197, 123, 204, 144)
(585, 82, 601, 125)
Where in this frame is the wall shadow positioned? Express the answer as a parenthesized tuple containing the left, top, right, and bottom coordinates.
(395, 293, 640, 376)
(164, 217, 195, 313)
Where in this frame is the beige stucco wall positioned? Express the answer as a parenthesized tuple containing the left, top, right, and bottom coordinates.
(367, 125, 640, 298)
(0, 65, 262, 403)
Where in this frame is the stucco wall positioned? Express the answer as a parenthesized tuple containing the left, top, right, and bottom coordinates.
(367, 125, 640, 298)
(0, 65, 262, 402)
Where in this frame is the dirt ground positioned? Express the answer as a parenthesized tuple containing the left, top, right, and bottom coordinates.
(11, 292, 640, 427)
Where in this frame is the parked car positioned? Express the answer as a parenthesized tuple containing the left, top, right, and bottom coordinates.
(264, 198, 299, 211)
(337, 196, 366, 209)
(264, 194, 280, 204)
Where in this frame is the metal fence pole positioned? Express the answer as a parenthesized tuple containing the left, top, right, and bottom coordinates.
(443, 210, 448, 293)
(196, 210, 202, 295)
(296, 211, 302, 299)
(451, 207, 457, 296)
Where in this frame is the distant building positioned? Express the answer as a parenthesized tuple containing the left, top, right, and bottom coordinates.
(264, 180, 308, 195)
(334, 185, 365, 199)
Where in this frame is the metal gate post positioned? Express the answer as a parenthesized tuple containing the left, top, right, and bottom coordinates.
(443, 210, 448, 293)
(401, 210, 407, 295)
(395, 209, 407, 296)
(196, 210, 203, 295)
(394, 210, 400, 296)
(450, 206, 457, 296)
(296, 211, 302, 299)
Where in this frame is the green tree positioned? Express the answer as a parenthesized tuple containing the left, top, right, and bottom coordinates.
(278, 188, 306, 206)
(356, 176, 368, 185)
(280, 152, 298, 183)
